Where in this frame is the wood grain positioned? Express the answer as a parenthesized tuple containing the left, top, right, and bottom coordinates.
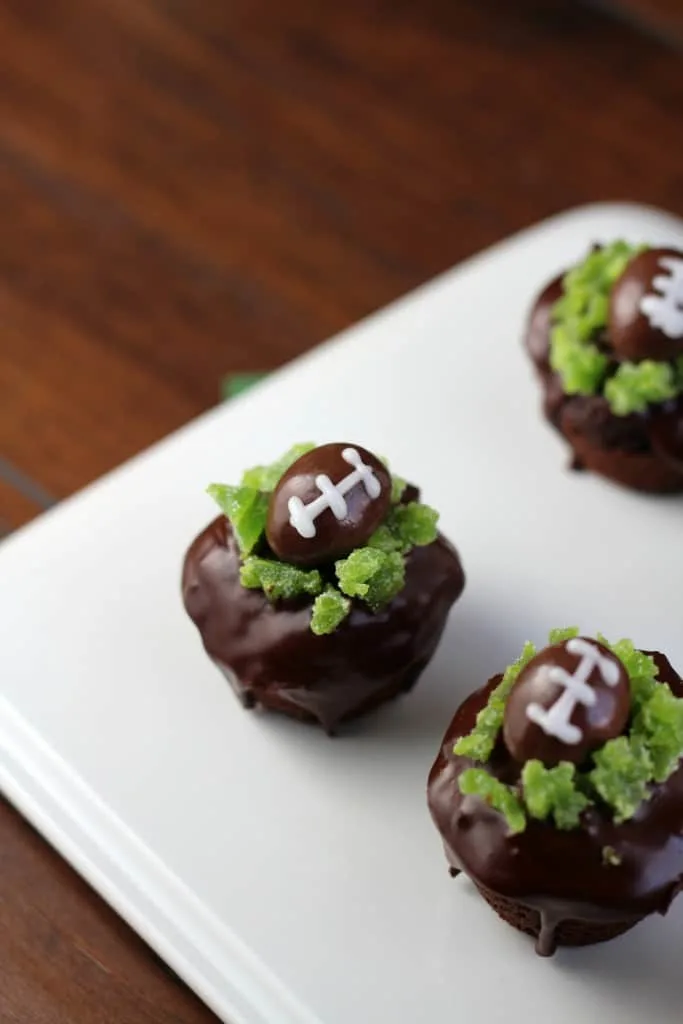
(0, 1, 682, 1021)
(0, 800, 216, 1023)
(604, 0, 683, 40)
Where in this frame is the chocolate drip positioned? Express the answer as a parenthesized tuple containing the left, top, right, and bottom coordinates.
(182, 516, 465, 732)
(427, 652, 683, 954)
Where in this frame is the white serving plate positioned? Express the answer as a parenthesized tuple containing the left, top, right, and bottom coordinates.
(2, 203, 683, 1024)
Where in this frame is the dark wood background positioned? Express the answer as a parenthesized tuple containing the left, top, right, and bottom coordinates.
(1, 1, 681, 1020)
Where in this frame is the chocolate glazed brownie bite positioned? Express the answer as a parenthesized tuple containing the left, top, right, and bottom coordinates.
(526, 242, 683, 492)
(182, 442, 465, 733)
(428, 628, 683, 956)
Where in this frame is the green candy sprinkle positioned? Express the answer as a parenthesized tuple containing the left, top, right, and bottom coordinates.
(310, 586, 352, 636)
(550, 326, 608, 395)
(454, 640, 537, 762)
(459, 768, 526, 835)
(589, 735, 653, 824)
(548, 625, 580, 645)
(632, 685, 683, 782)
(390, 473, 408, 503)
(335, 548, 405, 612)
(240, 556, 323, 602)
(240, 443, 316, 493)
(385, 502, 439, 551)
(367, 524, 402, 553)
(604, 638, 659, 711)
(550, 241, 643, 399)
(521, 760, 591, 830)
(604, 360, 679, 416)
(207, 483, 269, 556)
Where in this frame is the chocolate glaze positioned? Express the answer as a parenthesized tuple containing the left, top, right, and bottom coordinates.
(182, 514, 465, 733)
(649, 397, 683, 471)
(427, 652, 683, 955)
(525, 269, 683, 493)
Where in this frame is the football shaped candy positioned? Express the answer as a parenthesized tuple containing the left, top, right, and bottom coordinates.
(266, 443, 392, 567)
(609, 247, 683, 362)
(502, 637, 630, 766)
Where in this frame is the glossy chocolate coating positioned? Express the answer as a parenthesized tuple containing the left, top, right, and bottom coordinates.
(428, 651, 683, 956)
(503, 639, 630, 766)
(524, 273, 564, 374)
(182, 513, 465, 733)
(609, 248, 683, 362)
(266, 443, 391, 567)
(649, 398, 683, 471)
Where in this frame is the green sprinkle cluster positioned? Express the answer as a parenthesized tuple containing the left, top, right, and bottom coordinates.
(459, 768, 526, 835)
(521, 761, 591, 831)
(604, 360, 683, 416)
(207, 443, 314, 556)
(207, 444, 440, 635)
(455, 628, 683, 835)
(549, 241, 683, 415)
(452, 641, 537, 763)
(239, 557, 322, 601)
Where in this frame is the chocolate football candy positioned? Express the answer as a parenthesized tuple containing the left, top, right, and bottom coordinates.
(266, 443, 392, 567)
(609, 247, 683, 362)
(502, 638, 630, 767)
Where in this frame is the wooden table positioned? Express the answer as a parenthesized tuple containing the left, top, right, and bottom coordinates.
(1, 1, 681, 1020)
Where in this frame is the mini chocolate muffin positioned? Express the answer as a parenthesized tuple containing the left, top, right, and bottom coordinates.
(525, 242, 683, 492)
(182, 442, 465, 733)
(427, 628, 683, 956)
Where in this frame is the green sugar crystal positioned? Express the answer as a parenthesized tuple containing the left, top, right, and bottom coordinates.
(632, 685, 683, 782)
(206, 483, 269, 555)
(367, 524, 401, 553)
(604, 638, 659, 710)
(240, 556, 323, 602)
(604, 361, 679, 416)
(454, 641, 537, 762)
(459, 768, 526, 835)
(310, 586, 352, 636)
(335, 548, 405, 612)
(368, 502, 439, 555)
(390, 473, 407, 503)
(548, 626, 580, 645)
(550, 327, 609, 395)
(385, 502, 439, 551)
(240, 442, 315, 492)
(521, 760, 591, 830)
(549, 241, 643, 397)
(589, 735, 653, 824)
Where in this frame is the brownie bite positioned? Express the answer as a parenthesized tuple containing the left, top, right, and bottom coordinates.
(428, 628, 683, 955)
(525, 243, 683, 492)
(183, 442, 465, 733)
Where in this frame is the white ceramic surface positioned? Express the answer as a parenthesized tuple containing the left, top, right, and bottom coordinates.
(2, 203, 683, 1024)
